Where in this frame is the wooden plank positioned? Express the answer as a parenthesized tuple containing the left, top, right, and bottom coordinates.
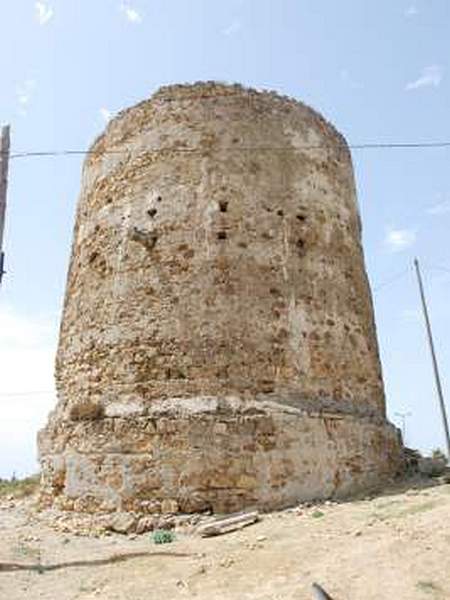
(197, 511, 259, 537)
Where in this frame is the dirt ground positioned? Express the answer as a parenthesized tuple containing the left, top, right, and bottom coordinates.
(1, 479, 450, 600)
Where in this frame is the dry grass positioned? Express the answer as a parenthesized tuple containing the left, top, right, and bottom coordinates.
(0, 474, 40, 498)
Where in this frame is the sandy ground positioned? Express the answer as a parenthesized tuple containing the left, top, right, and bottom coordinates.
(1, 480, 450, 600)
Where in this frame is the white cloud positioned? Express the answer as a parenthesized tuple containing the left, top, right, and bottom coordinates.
(35, 1, 54, 26)
(100, 107, 113, 123)
(16, 79, 37, 117)
(406, 65, 443, 90)
(426, 199, 450, 216)
(222, 20, 242, 36)
(405, 5, 418, 17)
(0, 307, 57, 478)
(120, 2, 143, 24)
(384, 228, 417, 252)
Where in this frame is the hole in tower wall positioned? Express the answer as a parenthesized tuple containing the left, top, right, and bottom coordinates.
(217, 231, 227, 240)
(219, 200, 228, 213)
(147, 208, 157, 218)
(296, 214, 306, 222)
(156, 196, 162, 202)
(296, 238, 306, 256)
(277, 209, 284, 217)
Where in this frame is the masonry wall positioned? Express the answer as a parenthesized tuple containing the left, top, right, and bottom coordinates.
(39, 83, 402, 513)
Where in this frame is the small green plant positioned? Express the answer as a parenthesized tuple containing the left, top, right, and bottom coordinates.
(311, 510, 325, 519)
(152, 529, 175, 544)
(416, 580, 440, 594)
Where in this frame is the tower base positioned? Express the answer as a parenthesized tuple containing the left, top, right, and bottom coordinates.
(38, 397, 403, 514)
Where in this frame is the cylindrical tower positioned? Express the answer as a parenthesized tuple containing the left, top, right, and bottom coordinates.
(39, 83, 402, 514)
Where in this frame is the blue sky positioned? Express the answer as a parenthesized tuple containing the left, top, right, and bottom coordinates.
(0, 0, 449, 477)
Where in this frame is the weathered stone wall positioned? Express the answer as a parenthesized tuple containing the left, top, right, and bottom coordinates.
(39, 82, 402, 513)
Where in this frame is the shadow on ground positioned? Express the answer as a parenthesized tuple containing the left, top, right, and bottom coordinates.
(0, 550, 194, 573)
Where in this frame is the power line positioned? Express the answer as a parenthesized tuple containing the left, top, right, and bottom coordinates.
(427, 264, 450, 276)
(0, 390, 55, 397)
(372, 268, 411, 293)
(349, 141, 450, 149)
(0, 263, 447, 398)
(2, 140, 450, 161)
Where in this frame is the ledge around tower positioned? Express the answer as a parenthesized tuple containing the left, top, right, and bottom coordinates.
(38, 396, 403, 514)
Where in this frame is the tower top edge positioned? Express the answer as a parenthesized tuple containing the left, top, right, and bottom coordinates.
(89, 81, 349, 158)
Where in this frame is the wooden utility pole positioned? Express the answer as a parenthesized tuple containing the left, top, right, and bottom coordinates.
(0, 124, 11, 286)
(414, 257, 450, 458)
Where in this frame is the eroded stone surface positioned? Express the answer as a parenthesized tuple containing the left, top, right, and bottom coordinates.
(39, 82, 402, 513)
(40, 397, 402, 513)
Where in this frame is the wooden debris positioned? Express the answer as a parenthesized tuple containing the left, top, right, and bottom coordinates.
(196, 511, 259, 537)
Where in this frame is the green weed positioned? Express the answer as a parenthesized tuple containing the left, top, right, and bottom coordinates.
(152, 529, 175, 544)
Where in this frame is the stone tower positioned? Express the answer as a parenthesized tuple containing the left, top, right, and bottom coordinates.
(39, 83, 402, 514)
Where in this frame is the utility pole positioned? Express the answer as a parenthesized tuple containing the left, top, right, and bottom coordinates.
(0, 124, 11, 287)
(414, 257, 450, 459)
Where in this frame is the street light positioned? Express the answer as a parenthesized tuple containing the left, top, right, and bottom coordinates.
(395, 411, 412, 443)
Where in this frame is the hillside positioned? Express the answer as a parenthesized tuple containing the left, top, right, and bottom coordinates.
(1, 478, 449, 599)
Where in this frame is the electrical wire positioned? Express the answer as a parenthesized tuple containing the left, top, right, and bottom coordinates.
(372, 268, 412, 293)
(2, 140, 450, 161)
(0, 264, 447, 398)
(426, 264, 450, 276)
(0, 390, 55, 397)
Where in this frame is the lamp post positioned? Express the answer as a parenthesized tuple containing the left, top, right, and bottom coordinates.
(394, 411, 412, 443)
